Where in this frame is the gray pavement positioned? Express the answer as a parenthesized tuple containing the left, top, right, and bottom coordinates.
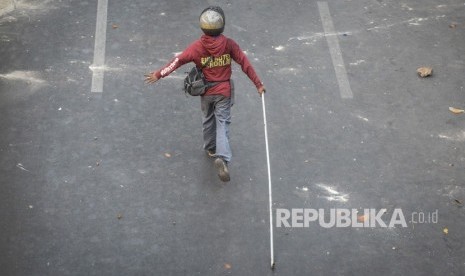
(0, 0, 14, 17)
(1, 0, 465, 275)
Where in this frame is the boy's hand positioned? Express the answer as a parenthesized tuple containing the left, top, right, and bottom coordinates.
(258, 85, 266, 96)
(144, 73, 159, 84)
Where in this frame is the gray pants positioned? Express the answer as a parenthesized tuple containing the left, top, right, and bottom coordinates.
(201, 95, 232, 163)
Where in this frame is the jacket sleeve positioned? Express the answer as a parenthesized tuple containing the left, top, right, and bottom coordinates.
(229, 39, 263, 89)
(153, 43, 196, 79)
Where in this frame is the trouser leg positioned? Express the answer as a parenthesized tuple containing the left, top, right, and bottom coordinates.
(201, 96, 216, 151)
(213, 96, 232, 163)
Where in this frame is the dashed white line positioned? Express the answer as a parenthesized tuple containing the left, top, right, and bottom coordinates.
(318, 1, 353, 99)
(90, 0, 108, 93)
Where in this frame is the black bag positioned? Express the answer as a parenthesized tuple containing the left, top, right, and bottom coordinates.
(183, 67, 208, 96)
(183, 57, 217, 96)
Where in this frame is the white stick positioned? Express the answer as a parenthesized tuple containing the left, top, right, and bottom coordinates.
(261, 93, 275, 269)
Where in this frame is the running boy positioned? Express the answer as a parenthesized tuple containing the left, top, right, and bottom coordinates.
(145, 6, 266, 182)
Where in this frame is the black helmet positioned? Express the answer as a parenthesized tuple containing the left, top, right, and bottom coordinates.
(199, 6, 225, 36)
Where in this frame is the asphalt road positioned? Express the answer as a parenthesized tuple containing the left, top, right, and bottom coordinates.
(1, 0, 464, 275)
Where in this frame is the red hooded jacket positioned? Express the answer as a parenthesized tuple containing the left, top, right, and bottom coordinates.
(153, 34, 263, 97)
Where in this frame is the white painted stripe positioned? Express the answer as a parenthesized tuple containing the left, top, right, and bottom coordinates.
(317, 2, 353, 99)
(90, 0, 108, 93)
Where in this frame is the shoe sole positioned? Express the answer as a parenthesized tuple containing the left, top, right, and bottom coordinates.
(214, 158, 230, 182)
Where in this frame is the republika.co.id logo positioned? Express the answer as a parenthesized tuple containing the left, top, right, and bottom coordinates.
(276, 208, 438, 228)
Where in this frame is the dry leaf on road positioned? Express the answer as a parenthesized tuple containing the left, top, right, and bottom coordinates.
(417, 67, 433, 77)
(449, 107, 465, 114)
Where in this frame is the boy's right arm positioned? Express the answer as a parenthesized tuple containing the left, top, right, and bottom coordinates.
(145, 43, 196, 85)
(144, 73, 159, 84)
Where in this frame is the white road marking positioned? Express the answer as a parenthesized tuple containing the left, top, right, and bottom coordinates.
(317, 2, 353, 99)
(438, 131, 465, 142)
(90, 0, 108, 93)
(16, 163, 31, 172)
(316, 183, 349, 202)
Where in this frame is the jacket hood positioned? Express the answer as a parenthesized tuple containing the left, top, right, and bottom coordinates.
(200, 34, 227, 57)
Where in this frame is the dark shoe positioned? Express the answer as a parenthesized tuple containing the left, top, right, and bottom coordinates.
(214, 158, 230, 182)
(206, 149, 215, 158)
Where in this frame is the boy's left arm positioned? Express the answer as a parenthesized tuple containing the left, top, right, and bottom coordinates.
(229, 39, 266, 95)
